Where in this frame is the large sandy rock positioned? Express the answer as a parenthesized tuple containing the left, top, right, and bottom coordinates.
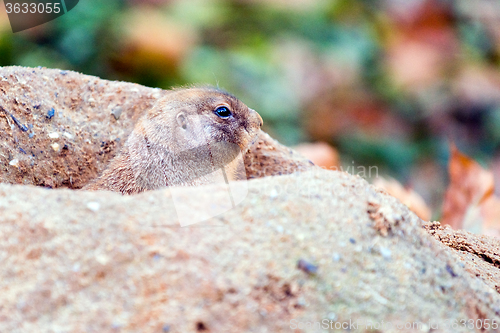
(1, 169, 500, 332)
(1, 66, 500, 332)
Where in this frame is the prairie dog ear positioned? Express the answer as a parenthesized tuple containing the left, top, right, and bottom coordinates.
(176, 112, 188, 130)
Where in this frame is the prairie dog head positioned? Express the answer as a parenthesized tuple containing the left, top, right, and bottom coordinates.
(137, 87, 263, 153)
(127, 87, 263, 187)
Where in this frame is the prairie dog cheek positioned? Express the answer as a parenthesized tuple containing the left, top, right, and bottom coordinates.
(172, 114, 213, 149)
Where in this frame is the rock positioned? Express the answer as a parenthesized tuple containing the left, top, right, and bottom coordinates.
(111, 106, 123, 120)
(424, 220, 500, 295)
(86, 201, 100, 212)
(1, 169, 499, 332)
(297, 259, 319, 275)
(46, 108, 55, 119)
(50, 143, 60, 152)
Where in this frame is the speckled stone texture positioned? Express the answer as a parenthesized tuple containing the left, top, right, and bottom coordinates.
(424, 220, 500, 295)
(1, 169, 500, 332)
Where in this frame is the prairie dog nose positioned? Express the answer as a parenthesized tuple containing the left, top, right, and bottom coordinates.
(250, 108, 263, 127)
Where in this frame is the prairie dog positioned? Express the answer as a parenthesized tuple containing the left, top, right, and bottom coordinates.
(84, 87, 263, 194)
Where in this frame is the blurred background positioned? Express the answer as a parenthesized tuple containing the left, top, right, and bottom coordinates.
(1, 0, 500, 218)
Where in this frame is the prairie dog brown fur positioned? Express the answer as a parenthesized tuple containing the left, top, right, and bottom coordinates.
(84, 87, 263, 194)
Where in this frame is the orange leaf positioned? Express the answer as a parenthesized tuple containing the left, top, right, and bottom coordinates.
(441, 144, 494, 231)
(373, 176, 431, 221)
(293, 142, 340, 169)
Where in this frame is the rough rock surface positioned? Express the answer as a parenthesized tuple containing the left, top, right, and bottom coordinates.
(2, 169, 500, 333)
(1, 66, 500, 332)
(424, 220, 500, 294)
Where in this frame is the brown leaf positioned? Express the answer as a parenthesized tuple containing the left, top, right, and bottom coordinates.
(293, 142, 339, 169)
(481, 196, 500, 238)
(441, 144, 495, 231)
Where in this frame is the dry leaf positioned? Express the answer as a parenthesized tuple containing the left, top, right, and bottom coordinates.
(373, 177, 431, 221)
(441, 144, 495, 232)
(293, 142, 339, 169)
(481, 196, 500, 238)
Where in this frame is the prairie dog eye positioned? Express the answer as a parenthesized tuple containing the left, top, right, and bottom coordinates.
(214, 106, 232, 119)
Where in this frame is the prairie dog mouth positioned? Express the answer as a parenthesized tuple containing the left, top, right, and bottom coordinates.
(248, 128, 261, 146)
